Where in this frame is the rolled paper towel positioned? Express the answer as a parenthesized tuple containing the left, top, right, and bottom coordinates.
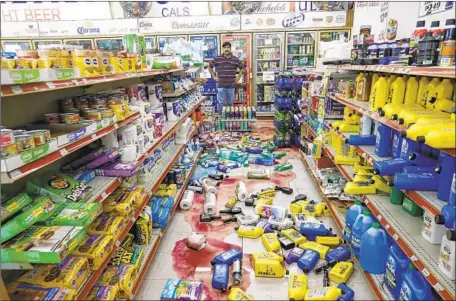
(204, 192, 217, 215)
(202, 177, 217, 193)
(180, 190, 195, 210)
(236, 181, 248, 202)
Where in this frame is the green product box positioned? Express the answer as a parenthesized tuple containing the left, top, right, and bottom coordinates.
(1, 225, 86, 264)
(43, 202, 102, 227)
(390, 187, 404, 205)
(1, 192, 33, 222)
(402, 196, 424, 217)
(1, 195, 59, 243)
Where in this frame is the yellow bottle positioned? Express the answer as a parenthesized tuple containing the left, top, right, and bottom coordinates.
(369, 76, 388, 111)
(404, 122, 455, 140)
(404, 76, 419, 105)
(261, 233, 281, 252)
(432, 78, 454, 101)
(258, 188, 276, 198)
(386, 74, 398, 94)
(254, 259, 288, 278)
(354, 72, 364, 98)
(423, 78, 441, 108)
(331, 120, 343, 129)
(398, 110, 450, 127)
(328, 261, 354, 283)
(382, 76, 415, 119)
(315, 236, 342, 247)
(305, 286, 342, 301)
(334, 155, 360, 165)
(355, 72, 372, 102)
(290, 200, 310, 214)
(236, 225, 264, 239)
(387, 76, 406, 105)
(370, 73, 379, 97)
(299, 241, 330, 259)
(429, 98, 456, 113)
(281, 229, 307, 245)
(254, 197, 273, 206)
(314, 202, 325, 217)
(415, 114, 452, 125)
(417, 127, 456, 148)
(338, 123, 360, 133)
(343, 181, 376, 195)
(252, 251, 284, 263)
(452, 112, 455, 122)
(353, 173, 373, 182)
(331, 134, 344, 155)
(228, 288, 254, 301)
(370, 175, 392, 193)
(288, 273, 308, 301)
(354, 163, 374, 174)
(415, 77, 430, 108)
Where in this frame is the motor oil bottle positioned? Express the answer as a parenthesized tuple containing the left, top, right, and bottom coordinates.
(398, 263, 435, 300)
(286, 247, 306, 265)
(328, 261, 354, 283)
(403, 121, 454, 140)
(414, 112, 453, 124)
(297, 249, 320, 273)
(343, 181, 376, 195)
(355, 72, 371, 101)
(212, 263, 230, 291)
(338, 123, 360, 133)
(397, 109, 450, 127)
(380, 76, 406, 115)
(299, 241, 330, 259)
(422, 77, 441, 108)
(211, 248, 243, 265)
(408, 151, 439, 166)
(261, 233, 281, 252)
(337, 283, 355, 301)
(344, 200, 364, 243)
(359, 223, 389, 274)
(435, 155, 455, 201)
(428, 97, 456, 113)
(254, 258, 288, 278)
(422, 210, 446, 244)
(301, 203, 317, 217)
(325, 246, 352, 262)
(375, 122, 392, 157)
(281, 228, 307, 245)
(255, 205, 287, 219)
(254, 197, 273, 207)
(279, 236, 296, 250)
(252, 251, 284, 264)
(236, 225, 264, 239)
(383, 76, 418, 119)
(386, 74, 398, 95)
(370, 73, 379, 95)
(417, 127, 456, 149)
(228, 287, 253, 301)
(314, 202, 325, 217)
(431, 78, 454, 102)
(346, 135, 376, 146)
(393, 172, 439, 191)
(350, 210, 374, 256)
(334, 155, 361, 165)
(370, 175, 392, 193)
(369, 75, 388, 111)
(403, 166, 436, 174)
(300, 220, 332, 241)
(290, 200, 309, 214)
(316, 235, 342, 247)
(304, 286, 342, 301)
(288, 273, 308, 301)
(384, 243, 410, 299)
(439, 228, 456, 280)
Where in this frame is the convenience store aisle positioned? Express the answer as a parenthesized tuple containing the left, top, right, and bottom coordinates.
(135, 125, 376, 300)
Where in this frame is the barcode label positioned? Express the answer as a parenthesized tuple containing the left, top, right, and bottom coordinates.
(115, 240, 120, 247)
(11, 86, 23, 94)
(91, 134, 97, 139)
(10, 169, 22, 179)
(114, 123, 119, 129)
(433, 283, 444, 292)
(392, 233, 399, 240)
(60, 149, 69, 156)
(46, 82, 55, 89)
(410, 255, 418, 261)
(421, 268, 430, 277)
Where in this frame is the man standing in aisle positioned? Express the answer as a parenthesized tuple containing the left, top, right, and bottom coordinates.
(208, 42, 245, 110)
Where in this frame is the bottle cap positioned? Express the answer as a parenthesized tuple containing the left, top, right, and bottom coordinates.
(355, 200, 362, 205)
(373, 222, 380, 229)
(409, 263, 417, 270)
(363, 210, 371, 216)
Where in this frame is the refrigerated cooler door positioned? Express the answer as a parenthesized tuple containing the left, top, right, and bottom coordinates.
(253, 33, 283, 115)
(64, 39, 93, 49)
(1, 40, 32, 52)
(221, 34, 251, 106)
(33, 40, 63, 49)
(157, 35, 187, 53)
(95, 38, 123, 51)
(189, 35, 219, 61)
(285, 32, 316, 69)
(144, 36, 156, 52)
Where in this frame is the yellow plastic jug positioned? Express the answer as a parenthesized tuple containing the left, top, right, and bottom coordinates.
(423, 78, 441, 108)
(331, 120, 343, 129)
(304, 286, 342, 301)
(288, 273, 308, 301)
(417, 127, 456, 148)
(334, 155, 361, 165)
(331, 133, 344, 155)
(254, 258, 288, 278)
(415, 114, 452, 125)
(416, 77, 430, 107)
(281, 229, 307, 245)
(387, 76, 406, 106)
(299, 241, 330, 259)
(370, 175, 392, 193)
(429, 98, 456, 113)
(237, 225, 264, 239)
(338, 123, 360, 133)
(315, 236, 342, 247)
(261, 233, 281, 252)
(290, 200, 310, 214)
(404, 122, 455, 140)
(328, 261, 354, 283)
(343, 181, 376, 194)
(370, 73, 379, 96)
(370, 76, 389, 111)
(228, 288, 254, 301)
(258, 188, 276, 198)
(254, 197, 273, 206)
(252, 252, 284, 263)
(353, 173, 373, 182)
(382, 76, 418, 119)
(397, 110, 450, 127)
(432, 78, 454, 100)
(301, 203, 317, 217)
(314, 202, 325, 217)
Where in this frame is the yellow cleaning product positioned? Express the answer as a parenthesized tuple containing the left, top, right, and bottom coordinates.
(370, 175, 392, 193)
(304, 286, 342, 301)
(345, 112, 361, 125)
(315, 236, 341, 247)
(338, 124, 360, 133)
(290, 200, 310, 214)
(356, 72, 371, 101)
(382, 76, 418, 119)
(386, 74, 398, 94)
(254, 197, 273, 206)
(416, 77, 430, 107)
(254, 259, 288, 278)
(334, 155, 360, 165)
(429, 98, 456, 113)
(353, 173, 373, 182)
(423, 77, 441, 108)
(299, 241, 330, 259)
(328, 261, 354, 283)
(354, 163, 374, 174)
(331, 133, 344, 155)
(370, 76, 389, 112)
(288, 273, 308, 301)
(331, 120, 343, 129)
(228, 288, 254, 301)
(252, 252, 284, 263)
(257, 188, 276, 198)
(261, 233, 281, 252)
(236, 225, 264, 239)
(343, 181, 376, 194)
(382, 76, 406, 112)
(431, 78, 454, 101)
(314, 202, 325, 217)
(370, 73, 379, 93)
(417, 127, 456, 148)
(281, 229, 307, 245)
(404, 122, 455, 140)
(397, 110, 450, 127)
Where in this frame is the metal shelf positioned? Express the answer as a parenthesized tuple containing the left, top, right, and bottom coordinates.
(287, 43, 315, 46)
(287, 53, 314, 56)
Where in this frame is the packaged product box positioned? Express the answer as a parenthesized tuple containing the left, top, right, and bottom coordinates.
(0, 192, 33, 222)
(132, 206, 152, 245)
(96, 264, 138, 299)
(18, 256, 89, 290)
(86, 215, 126, 237)
(160, 279, 203, 301)
(26, 122, 98, 147)
(62, 147, 106, 171)
(1, 225, 86, 264)
(72, 234, 114, 271)
(0, 194, 60, 243)
(7, 283, 76, 301)
(102, 187, 136, 216)
(43, 202, 102, 227)
(94, 161, 142, 178)
(87, 286, 119, 301)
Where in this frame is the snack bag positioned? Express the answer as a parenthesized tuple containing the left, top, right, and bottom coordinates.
(72, 234, 114, 270)
(102, 187, 135, 216)
(133, 206, 152, 245)
(87, 215, 126, 237)
(87, 286, 119, 301)
(45, 202, 102, 227)
(96, 264, 138, 299)
(7, 283, 76, 300)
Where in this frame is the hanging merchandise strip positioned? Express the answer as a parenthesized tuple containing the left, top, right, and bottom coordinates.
(76, 124, 200, 300)
(328, 65, 456, 79)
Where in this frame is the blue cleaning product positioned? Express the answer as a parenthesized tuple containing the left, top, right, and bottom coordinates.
(420, 143, 433, 157)
(212, 263, 229, 291)
(286, 247, 305, 265)
(407, 152, 439, 166)
(435, 202, 456, 230)
(211, 248, 243, 265)
(391, 130, 403, 159)
(300, 220, 332, 241)
(393, 173, 439, 191)
(436, 156, 456, 201)
(398, 263, 435, 301)
(252, 155, 274, 166)
(373, 158, 410, 176)
(297, 249, 320, 273)
(402, 166, 437, 174)
(400, 138, 421, 160)
(359, 223, 389, 274)
(375, 122, 392, 157)
(350, 210, 374, 256)
(157, 207, 171, 228)
(343, 200, 364, 243)
(384, 243, 410, 299)
(337, 283, 355, 301)
(326, 246, 351, 262)
(346, 135, 376, 146)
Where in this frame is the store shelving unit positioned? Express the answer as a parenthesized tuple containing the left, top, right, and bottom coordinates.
(285, 32, 316, 70)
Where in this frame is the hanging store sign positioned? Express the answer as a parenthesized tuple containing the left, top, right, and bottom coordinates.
(38, 19, 138, 37)
(418, 1, 454, 17)
(138, 15, 241, 34)
(1, 21, 40, 37)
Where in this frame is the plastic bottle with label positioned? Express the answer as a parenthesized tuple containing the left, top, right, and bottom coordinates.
(380, 76, 406, 116)
(422, 210, 446, 244)
(288, 273, 308, 301)
(383, 76, 419, 119)
(350, 210, 374, 256)
(343, 200, 364, 243)
(359, 223, 389, 274)
(392, 172, 439, 191)
(375, 122, 392, 157)
(440, 18, 456, 66)
(304, 286, 342, 301)
(297, 249, 320, 273)
(398, 263, 435, 300)
(355, 72, 371, 102)
(369, 75, 388, 112)
(439, 227, 456, 280)
(384, 243, 410, 299)
(435, 155, 456, 201)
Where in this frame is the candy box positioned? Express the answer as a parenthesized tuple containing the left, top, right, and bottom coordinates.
(43, 202, 102, 227)
(72, 234, 114, 271)
(96, 264, 138, 299)
(66, 170, 96, 184)
(80, 148, 120, 170)
(86, 215, 126, 237)
(94, 161, 141, 177)
(62, 147, 106, 171)
(87, 286, 119, 301)
(18, 256, 89, 290)
(1, 226, 86, 264)
(0, 192, 33, 222)
(160, 279, 203, 301)
(1, 194, 60, 243)
(7, 283, 76, 300)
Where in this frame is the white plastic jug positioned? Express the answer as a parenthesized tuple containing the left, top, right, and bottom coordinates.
(422, 210, 446, 244)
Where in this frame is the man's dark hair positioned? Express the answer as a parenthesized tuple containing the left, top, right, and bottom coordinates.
(222, 41, 231, 48)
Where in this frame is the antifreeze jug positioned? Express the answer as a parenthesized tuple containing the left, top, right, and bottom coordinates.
(300, 220, 332, 241)
(392, 172, 439, 191)
(359, 223, 388, 274)
(346, 135, 376, 146)
(375, 122, 392, 157)
(398, 263, 435, 301)
(435, 156, 455, 201)
(384, 243, 410, 299)
(297, 249, 320, 273)
(343, 200, 363, 243)
(350, 210, 373, 256)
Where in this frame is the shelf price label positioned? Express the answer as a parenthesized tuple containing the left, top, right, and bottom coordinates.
(262, 71, 275, 82)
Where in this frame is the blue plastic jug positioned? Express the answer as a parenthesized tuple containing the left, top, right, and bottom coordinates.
(393, 173, 439, 191)
(346, 135, 376, 146)
(375, 122, 392, 157)
(325, 246, 351, 262)
(300, 220, 332, 241)
(212, 263, 229, 291)
(359, 223, 388, 274)
(435, 203, 456, 229)
(420, 143, 433, 157)
(407, 152, 439, 166)
(337, 283, 355, 301)
(211, 248, 243, 265)
(391, 130, 403, 158)
(384, 243, 410, 299)
(297, 249, 320, 273)
(398, 263, 435, 301)
(400, 138, 421, 160)
(373, 158, 410, 176)
(344, 200, 364, 243)
(350, 210, 374, 256)
(402, 166, 437, 174)
(436, 155, 456, 201)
